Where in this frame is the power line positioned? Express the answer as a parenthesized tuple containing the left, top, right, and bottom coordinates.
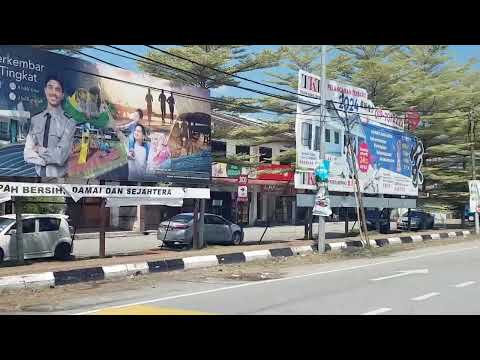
(107, 45, 323, 109)
(145, 45, 305, 99)
(70, 49, 467, 125)
(90, 46, 472, 121)
(145, 45, 477, 116)
(92, 46, 406, 120)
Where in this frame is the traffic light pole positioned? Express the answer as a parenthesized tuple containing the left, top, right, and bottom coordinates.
(317, 45, 327, 253)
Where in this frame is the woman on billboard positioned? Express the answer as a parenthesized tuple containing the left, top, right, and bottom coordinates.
(127, 124, 149, 180)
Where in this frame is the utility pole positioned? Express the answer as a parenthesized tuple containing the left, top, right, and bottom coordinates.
(14, 196, 24, 265)
(198, 198, 206, 248)
(317, 45, 328, 253)
(469, 111, 479, 234)
(99, 179, 106, 257)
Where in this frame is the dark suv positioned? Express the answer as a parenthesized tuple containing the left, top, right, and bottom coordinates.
(365, 209, 391, 234)
(398, 210, 434, 231)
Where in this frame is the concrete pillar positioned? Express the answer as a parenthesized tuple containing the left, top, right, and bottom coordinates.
(133, 205, 142, 231)
(249, 186, 258, 226)
(282, 197, 288, 223)
(291, 200, 296, 225)
(261, 193, 268, 222)
(268, 195, 276, 223)
(110, 206, 119, 229)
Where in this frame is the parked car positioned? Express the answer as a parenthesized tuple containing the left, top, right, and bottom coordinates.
(158, 213, 244, 248)
(398, 210, 435, 231)
(365, 208, 391, 233)
(0, 214, 74, 263)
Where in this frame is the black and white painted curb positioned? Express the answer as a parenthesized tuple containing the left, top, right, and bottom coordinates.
(0, 230, 473, 291)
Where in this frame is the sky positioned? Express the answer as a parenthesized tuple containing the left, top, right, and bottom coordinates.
(79, 45, 480, 120)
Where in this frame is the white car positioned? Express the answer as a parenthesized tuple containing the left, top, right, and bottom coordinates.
(0, 214, 74, 263)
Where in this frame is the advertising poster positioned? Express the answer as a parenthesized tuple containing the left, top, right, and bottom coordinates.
(0, 46, 211, 184)
(295, 69, 423, 196)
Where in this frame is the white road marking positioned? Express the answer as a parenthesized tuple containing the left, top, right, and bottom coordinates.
(454, 281, 476, 288)
(362, 307, 392, 315)
(411, 292, 440, 301)
(370, 269, 428, 281)
(73, 244, 479, 315)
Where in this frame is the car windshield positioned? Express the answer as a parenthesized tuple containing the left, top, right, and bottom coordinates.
(402, 211, 425, 217)
(0, 218, 15, 233)
(170, 214, 193, 223)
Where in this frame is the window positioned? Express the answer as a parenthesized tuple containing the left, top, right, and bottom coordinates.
(39, 218, 60, 232)
(334, 131, 340, 144)
(301, 123, 312, 148)
(22, 219, 36, 234)
(259, 147, 272, 163)
(170, 214, 193, 223)
(0, 218, 15, 233)
(236, 145, 250, 155)
(314, 126, 320, 151)
(205, 215, 225, 225)
(212, 216, 228, 225)
(211, 140, 226, 157)
(325, 129, 331, 143)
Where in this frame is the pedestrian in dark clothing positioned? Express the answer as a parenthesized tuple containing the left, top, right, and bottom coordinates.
(159, 90, 167, 124)
(167, 93, 175, 122)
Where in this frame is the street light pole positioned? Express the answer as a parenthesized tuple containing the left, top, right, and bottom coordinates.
(317, 45, 327, 253)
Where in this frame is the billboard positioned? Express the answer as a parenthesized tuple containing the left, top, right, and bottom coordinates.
(0, 46, 211, 184)
(295, 70, 423, 196)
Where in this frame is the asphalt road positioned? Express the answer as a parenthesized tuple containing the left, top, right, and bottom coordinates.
(72, 221, 446, 258)
(54, 239, 480, 315)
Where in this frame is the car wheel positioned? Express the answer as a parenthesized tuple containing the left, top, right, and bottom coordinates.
(0, 248, 4, 264)
(232, 232, 242, 245)
(54, 243, 72, 261)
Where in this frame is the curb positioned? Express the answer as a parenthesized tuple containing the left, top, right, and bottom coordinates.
(0, 230, 473, 291)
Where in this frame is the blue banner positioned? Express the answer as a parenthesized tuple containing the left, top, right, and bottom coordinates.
(361, 122, 415, 178)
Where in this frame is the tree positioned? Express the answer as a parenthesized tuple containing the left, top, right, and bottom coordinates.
(138, 45, 281, 113)
(22, 197, 65, 214)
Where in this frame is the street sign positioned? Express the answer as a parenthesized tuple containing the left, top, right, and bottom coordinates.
(237, 185, 248, 202)
(238, 174, 248, 185)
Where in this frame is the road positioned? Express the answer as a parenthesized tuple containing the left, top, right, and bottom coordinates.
(72, 222, 363, 257)
(47, 239, 480, 315)
(72, 221, 455, 258)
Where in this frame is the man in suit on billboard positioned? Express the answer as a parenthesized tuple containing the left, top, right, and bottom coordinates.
(24, 75, 76, 177)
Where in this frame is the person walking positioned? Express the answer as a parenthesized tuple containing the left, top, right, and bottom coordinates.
(145, 88, 153, 127)
(167, 92, 175, 122)
(159, 89, 167, 124)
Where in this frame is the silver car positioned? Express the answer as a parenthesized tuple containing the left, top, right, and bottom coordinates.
(158, 213, 244, 247)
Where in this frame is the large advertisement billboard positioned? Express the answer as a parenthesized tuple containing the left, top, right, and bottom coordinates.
(295, 70, 424, 196)
(0, 46, 211, 184)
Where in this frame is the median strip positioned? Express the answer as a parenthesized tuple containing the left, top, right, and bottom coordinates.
(0, 229, 474, 291)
